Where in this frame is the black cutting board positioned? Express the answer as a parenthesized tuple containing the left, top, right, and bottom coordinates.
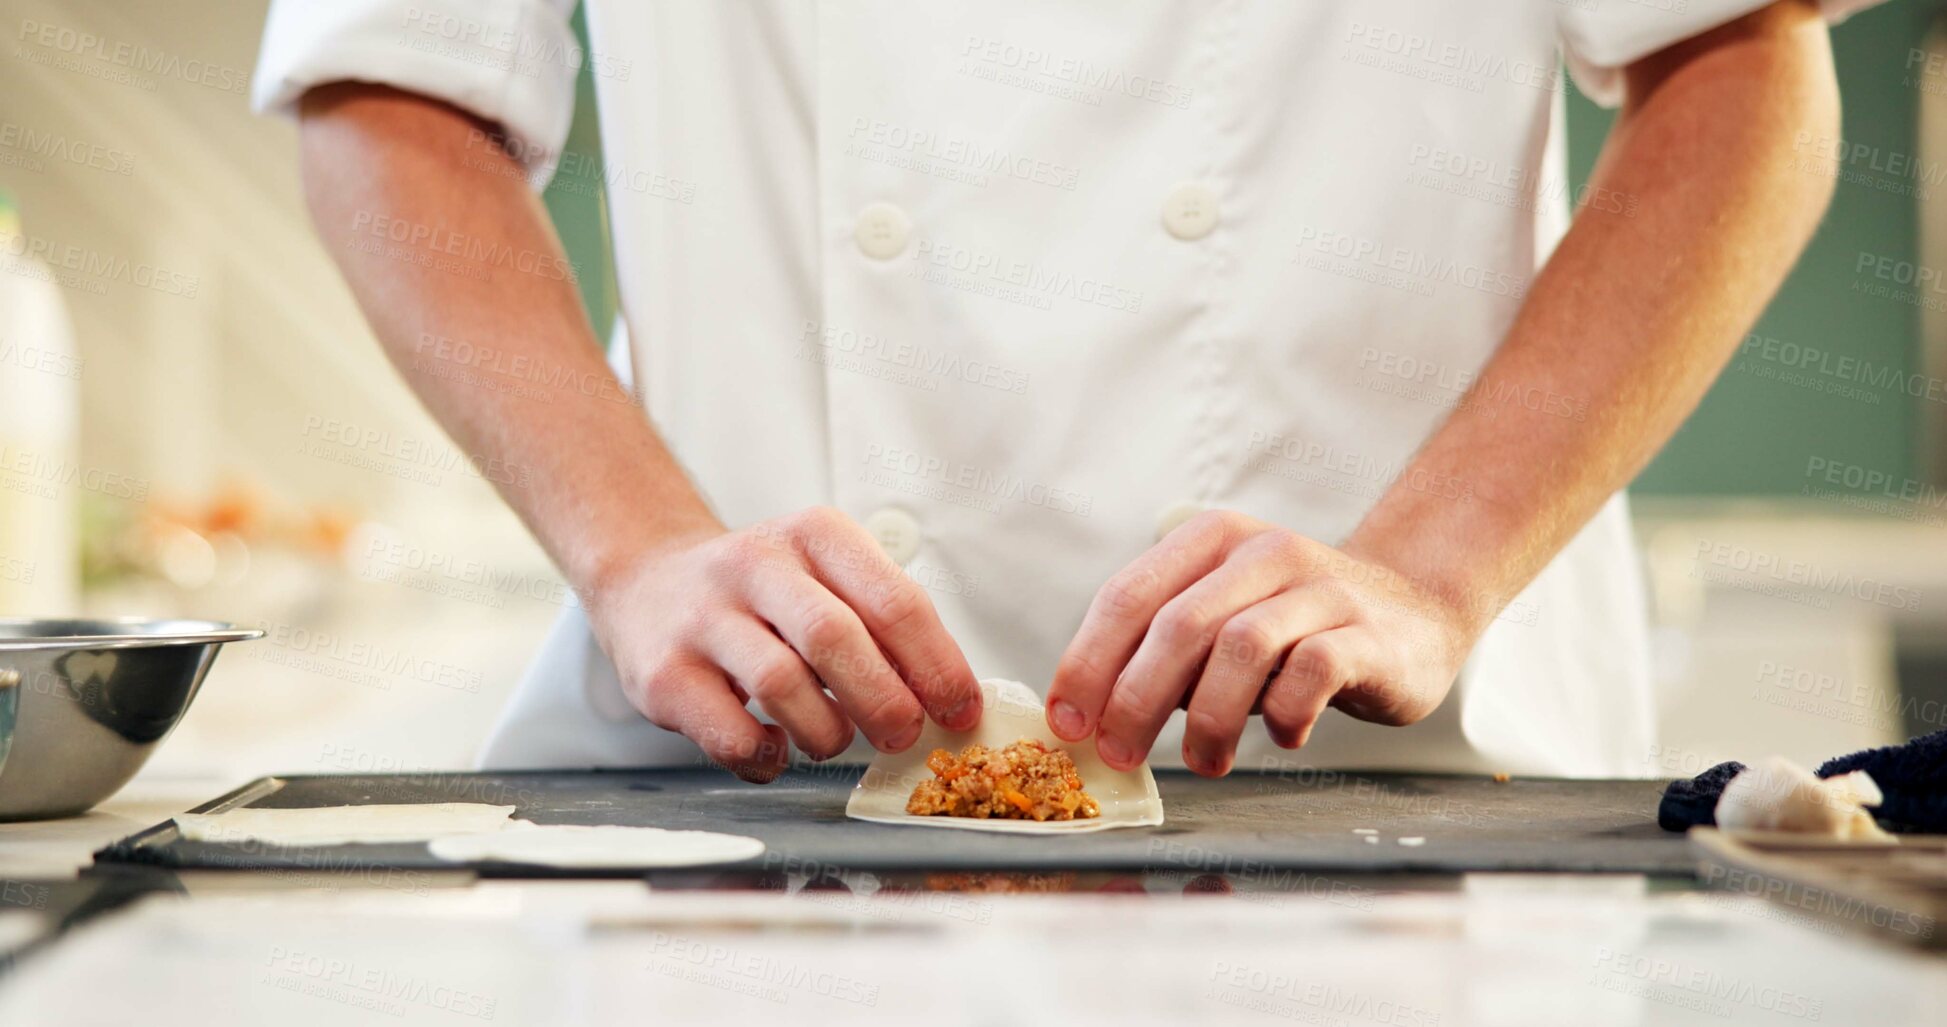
(94, 767, 1688, 878)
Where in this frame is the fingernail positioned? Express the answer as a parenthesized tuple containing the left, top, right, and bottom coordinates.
(1186, 746, 1226, 776)
(1050, 700, 1085, 739)
(1270, 724, 1307, 750)
(1098, 735, 1133, 768)
(886, 718, 923, 752)
(943, 697, 979, 731)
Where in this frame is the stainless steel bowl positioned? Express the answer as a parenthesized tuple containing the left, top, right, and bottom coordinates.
(0, 618, 260, 821)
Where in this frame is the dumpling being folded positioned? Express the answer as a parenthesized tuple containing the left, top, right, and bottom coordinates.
(846, 678, 1162, 834)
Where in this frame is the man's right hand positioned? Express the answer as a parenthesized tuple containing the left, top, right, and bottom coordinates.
(584, 507, 983, 782)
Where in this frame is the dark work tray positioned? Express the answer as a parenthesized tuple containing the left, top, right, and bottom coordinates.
(93, 767, 1688, 878)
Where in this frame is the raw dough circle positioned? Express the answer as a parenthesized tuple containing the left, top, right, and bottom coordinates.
(427, 824, 766, 868)
(174, 803, 516, 846)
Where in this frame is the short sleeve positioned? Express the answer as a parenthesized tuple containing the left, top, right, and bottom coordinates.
(1560, 0, 1885, 107)
(251, 0, 580, 189)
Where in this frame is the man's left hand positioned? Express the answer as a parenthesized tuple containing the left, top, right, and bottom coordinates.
(1045, 511, 1479, 777)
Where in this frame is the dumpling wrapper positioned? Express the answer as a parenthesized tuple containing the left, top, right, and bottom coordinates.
(1715, 755, 1891, 841)
(428, 823, 765, 868)
(846, 678, 1164, 834)
(174, 803, 516, 846)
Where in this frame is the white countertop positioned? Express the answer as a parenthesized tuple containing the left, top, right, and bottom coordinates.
(3, 871, 1943, 1024)
(0, 776, 226, 879)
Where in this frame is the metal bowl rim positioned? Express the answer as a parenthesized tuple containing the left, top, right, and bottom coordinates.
(0, 618, 262, 651)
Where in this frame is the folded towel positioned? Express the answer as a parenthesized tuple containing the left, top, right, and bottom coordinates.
(1657, 727, 1947, 834)
(1815, 727, 1947, 832)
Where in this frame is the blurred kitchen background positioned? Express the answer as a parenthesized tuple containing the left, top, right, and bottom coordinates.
(1, 0, 1944, 783)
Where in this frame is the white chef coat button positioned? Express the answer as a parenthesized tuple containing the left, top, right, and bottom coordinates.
(1155, 501, 1207, 541)
(1161, 183, 1219, 241)
(854, 202, 912, 260)
(864, 507, 922, 563)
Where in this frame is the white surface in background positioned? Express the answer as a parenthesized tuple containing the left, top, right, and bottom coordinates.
(1635, 508, 1924, 775)
(2, 0, 559, 780)
(0, 911, 46, 956)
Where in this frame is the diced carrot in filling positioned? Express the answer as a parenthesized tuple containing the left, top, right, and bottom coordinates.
(926, 749, 967, 781)
(905, 740, 1101, 821)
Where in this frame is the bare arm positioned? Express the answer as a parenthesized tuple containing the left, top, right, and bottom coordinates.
(1345, 0, 1841, 622)
(1048, 0, 1839, 775)
(298, 84, 979, 779)
(298, 83, 717, 592)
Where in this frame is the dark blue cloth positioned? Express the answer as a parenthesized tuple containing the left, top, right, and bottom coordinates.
(1656, 760, 1745, 832)
(1656, 727, 1947, 833)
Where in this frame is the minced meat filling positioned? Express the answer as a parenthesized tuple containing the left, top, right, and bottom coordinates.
(905, 739, 1101, 821)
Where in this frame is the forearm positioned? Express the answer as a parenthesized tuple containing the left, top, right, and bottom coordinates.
(1345, 0, 1839, 629)
(296, 84, 720, 595)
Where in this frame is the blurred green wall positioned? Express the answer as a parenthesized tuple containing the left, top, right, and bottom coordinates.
(540, 7, 617, 347)
(1569, 0, 1940, 495)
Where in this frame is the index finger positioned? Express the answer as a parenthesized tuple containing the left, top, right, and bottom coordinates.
(1046, 513, 1234, 742)
(801, 516, 981, 731)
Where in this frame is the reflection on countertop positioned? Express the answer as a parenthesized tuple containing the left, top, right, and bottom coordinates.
(1, 871, 1941, 1024)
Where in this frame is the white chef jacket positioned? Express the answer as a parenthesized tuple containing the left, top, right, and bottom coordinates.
(255, 0, 1876, 777)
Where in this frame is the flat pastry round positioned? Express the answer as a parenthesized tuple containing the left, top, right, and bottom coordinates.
(427, 824, 766, 868)
(173, 803, 517, 846)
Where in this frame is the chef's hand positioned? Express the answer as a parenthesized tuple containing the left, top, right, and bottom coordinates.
(1045, 511, 1474, 777)
(585, 507, 982, 783)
